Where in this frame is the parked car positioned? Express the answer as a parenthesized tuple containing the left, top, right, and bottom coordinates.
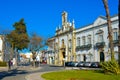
(72, 62, 78, 67)
(65, 62, 70, 66)
(77, 61, 85, 67)
(65, 61, 78, 67)
(84, 62, 92, 67)
(90, 62, 101, 68)
(65, 61, 73, 67)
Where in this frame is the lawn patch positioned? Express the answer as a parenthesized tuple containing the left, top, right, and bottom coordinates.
(41, 70, 120, 80)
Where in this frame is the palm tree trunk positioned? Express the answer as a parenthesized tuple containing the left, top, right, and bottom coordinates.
(118, 0, 120, 65)
(102, 0, 114, 60)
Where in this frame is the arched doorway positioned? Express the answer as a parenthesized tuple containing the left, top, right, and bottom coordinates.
(61, 39, 66, 65)
(62, 52, 65, 58)
(100, 52, 104, 62)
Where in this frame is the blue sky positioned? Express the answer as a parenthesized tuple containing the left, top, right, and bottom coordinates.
(0, 0, 118, 38)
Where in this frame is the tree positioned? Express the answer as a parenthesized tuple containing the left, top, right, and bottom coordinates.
(118, 0, 120, 65)
(102, 0, 115, 60)
(29, 33, 43, 51)
(29, 33, 43, 67)
(6, 19, 29, 61)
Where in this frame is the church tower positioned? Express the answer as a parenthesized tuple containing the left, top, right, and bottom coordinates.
(62, 11, 67, 29)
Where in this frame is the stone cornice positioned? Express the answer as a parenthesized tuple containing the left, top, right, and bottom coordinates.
(55, 29, 73, 37)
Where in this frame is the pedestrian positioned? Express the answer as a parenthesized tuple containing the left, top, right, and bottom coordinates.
(8, 60, 11, 71)
(10, 59, 13, 69)
(12, 58, 16, 69)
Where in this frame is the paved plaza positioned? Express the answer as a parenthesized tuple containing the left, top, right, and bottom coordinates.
(0, 64, 64, 80)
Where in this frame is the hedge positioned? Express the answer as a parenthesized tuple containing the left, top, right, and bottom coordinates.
(0, 61, 7, 67)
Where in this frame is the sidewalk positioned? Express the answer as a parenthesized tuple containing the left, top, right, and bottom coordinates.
(0, 66, 19, 72)
(25, 71, 58, 80)
(0, 67, 8, 72)
(25, 72, 45, 80)
(0, 66, 43, 80)
(23, 66, 46, 80)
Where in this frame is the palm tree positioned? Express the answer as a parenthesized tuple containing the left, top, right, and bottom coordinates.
(102, 0, 114, 60)
(118, 0, 120, 65)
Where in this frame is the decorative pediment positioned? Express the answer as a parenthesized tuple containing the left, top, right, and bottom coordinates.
(93, 16, 106, 26)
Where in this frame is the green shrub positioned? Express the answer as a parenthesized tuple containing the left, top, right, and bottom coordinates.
(0, 61, 7, 67)
(101, 60, 120, 75)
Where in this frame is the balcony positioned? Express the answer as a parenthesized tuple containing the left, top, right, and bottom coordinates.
(113, 40, 119, 44)
(95, 42, 105, 48)
(76, 44, 92, 51)
(76, 46, 80, 51)
(108, 40, 119, 47)
(77, 45, 88, 50)
(80, 44, 92, 50)
(85, 44, 92, 49)
(80, 45, 86, 49)
(112, 40, 119, 46)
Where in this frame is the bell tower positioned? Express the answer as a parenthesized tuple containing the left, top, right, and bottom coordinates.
(62, 11, 67, 26)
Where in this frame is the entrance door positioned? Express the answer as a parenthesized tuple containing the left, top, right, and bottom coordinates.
(100, 52, 104, 62)
(83, 55, 86, 62)
(62, 52, 65, 58)
(62, 52, 65, 66)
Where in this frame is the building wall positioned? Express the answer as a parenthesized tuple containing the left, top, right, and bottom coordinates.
(47, 11, 76, 65)
(0, 35, 3, 61)
(47, 12, 118, 65)
(0, 35, 14, 62)
(75, 15, 118, 62)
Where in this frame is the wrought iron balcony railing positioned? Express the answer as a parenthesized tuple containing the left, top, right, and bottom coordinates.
(95, 42, 105, 48)
(113, 40, 119, 44)
(76, 44, 92, 51)
(85, 44, 92, 49)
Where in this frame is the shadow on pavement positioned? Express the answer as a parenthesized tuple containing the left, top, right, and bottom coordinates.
(0, 68, 28, 80)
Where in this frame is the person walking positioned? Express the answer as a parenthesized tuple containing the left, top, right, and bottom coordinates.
(8, 59, 11, 71)
(10, 59, 13, 69)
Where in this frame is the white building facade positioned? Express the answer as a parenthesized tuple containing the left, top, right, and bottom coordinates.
(47, 11, 119, 65)
(76, 15, 118, 62)
(0, 35, 15, 62)
(0, 35, 3, 61)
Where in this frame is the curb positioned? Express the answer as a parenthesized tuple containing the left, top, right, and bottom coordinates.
(25, 67, 102, 80)
(25, 70, 63, 80)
